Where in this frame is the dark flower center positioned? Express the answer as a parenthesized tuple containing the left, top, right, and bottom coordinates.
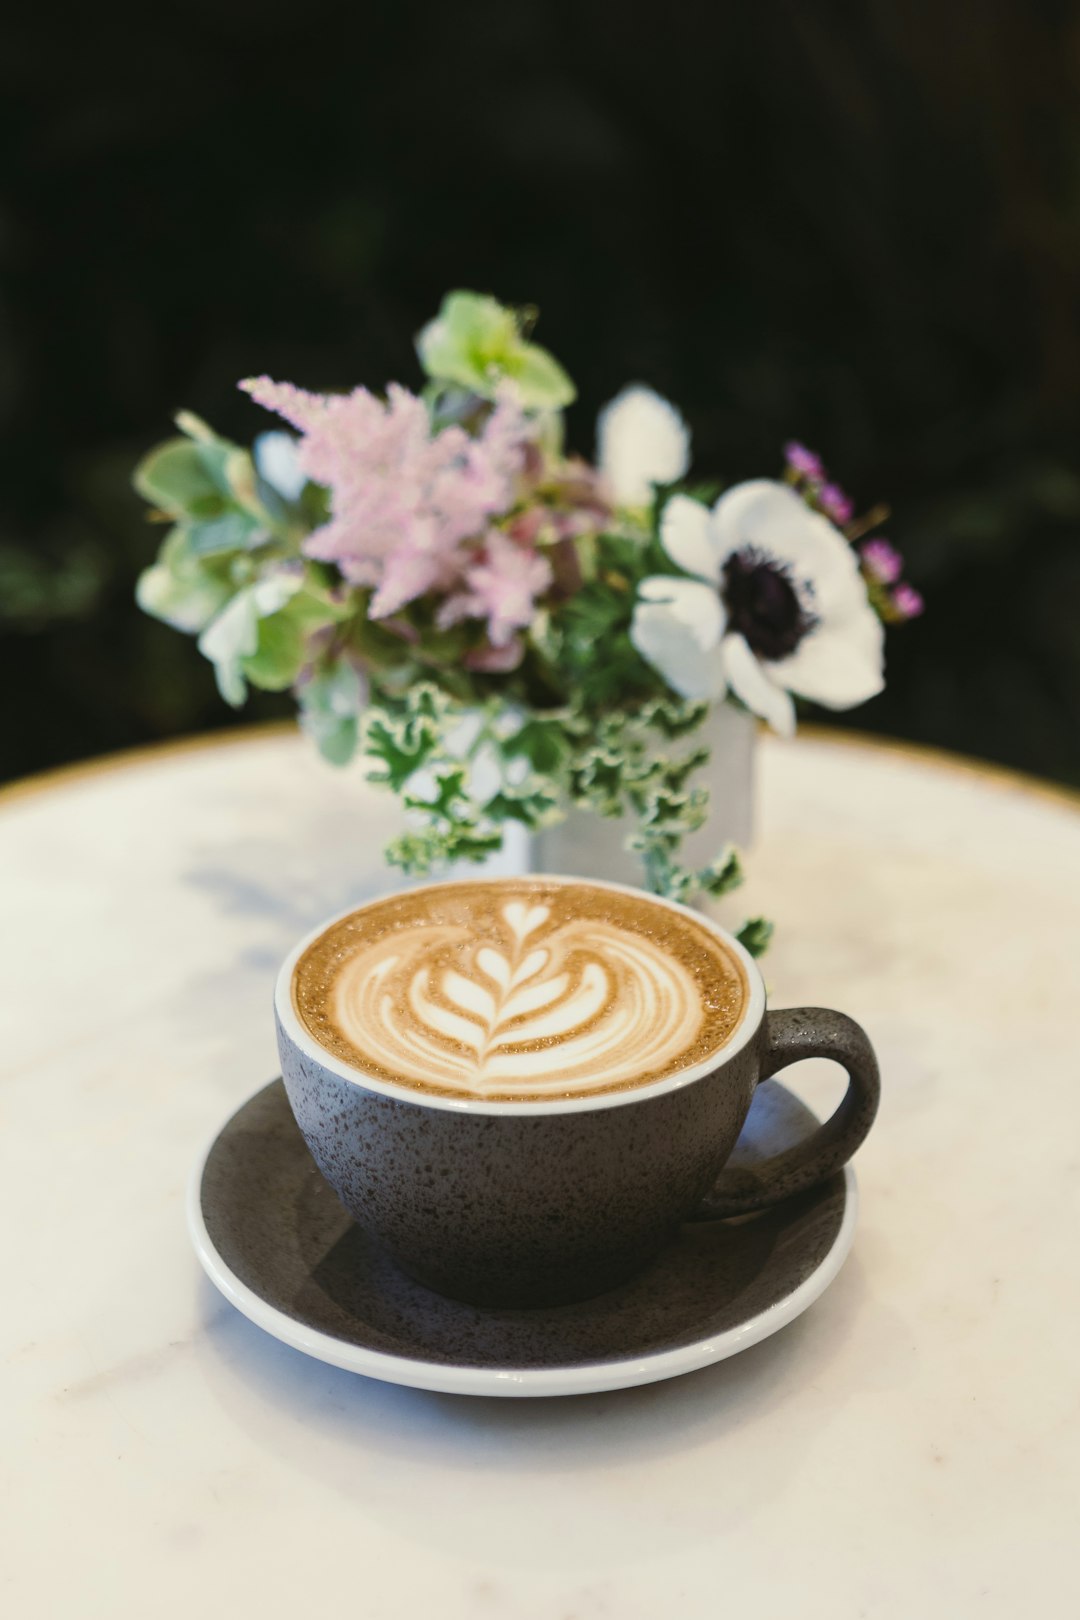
(722, 547, 816, 661)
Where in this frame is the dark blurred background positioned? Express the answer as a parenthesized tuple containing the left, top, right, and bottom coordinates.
(2, 1, 1079, 785)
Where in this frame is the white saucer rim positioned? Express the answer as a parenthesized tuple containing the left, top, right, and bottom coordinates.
(186, 1084, 858, 1399)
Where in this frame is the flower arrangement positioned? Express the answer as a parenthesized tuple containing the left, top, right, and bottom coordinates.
(134, 291, 921, 942)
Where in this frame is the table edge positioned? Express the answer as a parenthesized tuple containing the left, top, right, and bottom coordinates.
(1, 716, 1077, 818)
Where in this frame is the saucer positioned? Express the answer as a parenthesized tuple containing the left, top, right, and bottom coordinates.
(188, 1078, 856, 1398)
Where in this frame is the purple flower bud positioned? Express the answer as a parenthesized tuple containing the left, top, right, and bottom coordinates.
(783, 440, 824, 481)
(860, 538, 904, 584)
(892, 583, 925, 620)
(819, 483, 854, 525)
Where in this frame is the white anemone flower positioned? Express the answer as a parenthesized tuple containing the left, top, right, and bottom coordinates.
(631, 480, 884, 736)
(596, 385, 691, 507)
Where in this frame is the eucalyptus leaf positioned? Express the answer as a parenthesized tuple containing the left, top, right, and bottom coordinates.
(184, 511, 266, 557)
(242, 612, 308, 691)
(134, 439, 222, 517)
(298, 661, 365, 766)
(135, 557, 233, 635)
(196, 570, 304, 707)
(135, 524, 239, 633)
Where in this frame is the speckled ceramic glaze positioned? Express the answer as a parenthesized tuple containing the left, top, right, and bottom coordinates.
(275, 878, 880, 1308)
(190, 1077, 856, 1395)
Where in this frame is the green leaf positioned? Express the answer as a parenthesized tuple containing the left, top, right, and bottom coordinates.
(448, 826, 505, 861)
(681, 480, 724, 507)
(571, 746, 629, 815)
(298, 660, 365, 766)
(135, 556, 233, 635)
(594, 531, 655, 580)
(484, 777, 561, 829)
(383, 830, 444, 876)
(384, 822, 503, 876)
(632, 747, 710, 801)
(135, 523, 241, 633)
(699, 845, 744, 898)
(134, 439, 222, 516)
(196, 569, 305, 707)
(184, 511, 266, 557)
(736, 918, 774, 958)
(639, 696, 709, 740)
(174, 409, 227, 446)
(134, 416, 288, 548)
(224, 448, 274, 522)
(503, 715, 571, 776)
(242, 611, 308, 691)
(363, 706, 442, 792)
(403, 763, 471, 820)
(199, 591, 258, 706)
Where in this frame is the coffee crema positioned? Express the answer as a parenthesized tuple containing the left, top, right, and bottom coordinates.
(291, 880, 748, 1102)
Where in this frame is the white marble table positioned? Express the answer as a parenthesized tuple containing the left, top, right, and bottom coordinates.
(2, 725, 1078, 1618)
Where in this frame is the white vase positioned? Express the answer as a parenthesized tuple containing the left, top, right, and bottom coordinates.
(527, 703, 757, 887)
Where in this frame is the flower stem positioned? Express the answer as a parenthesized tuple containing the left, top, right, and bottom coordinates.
(844, 503, 891, 543)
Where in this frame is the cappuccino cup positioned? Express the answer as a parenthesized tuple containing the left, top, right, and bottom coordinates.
(275, 876, 879, 1308)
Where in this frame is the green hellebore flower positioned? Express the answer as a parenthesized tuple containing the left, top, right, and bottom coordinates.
(416, 290, 575, 409)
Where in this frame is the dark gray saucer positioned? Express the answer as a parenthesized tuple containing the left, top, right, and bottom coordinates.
(189, 1079, 855, 1397)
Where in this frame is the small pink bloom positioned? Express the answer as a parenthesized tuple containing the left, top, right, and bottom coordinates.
(891, 583, 925, 620)
(784, 441, 824, 481)
(438, 530, 552, 648)
(369, 543, 450, 620)
(819, 482, 854, 525)
(860, 538, 904, 585)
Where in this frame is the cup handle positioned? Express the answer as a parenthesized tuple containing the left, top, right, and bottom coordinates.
(695, 1008, 881, 1219)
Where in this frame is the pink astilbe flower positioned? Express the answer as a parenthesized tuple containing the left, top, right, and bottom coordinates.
(438, 530, 553, 648)
(240, 376, 530, 617)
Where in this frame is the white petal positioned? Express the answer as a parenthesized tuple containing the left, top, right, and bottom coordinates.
(772, 604, 884, 709)
(596, 385, 691, 507)
(254, 432, 307, 502)
(636, 576, 726, 645)
(251, 570, 303, 617)
(197, 589, 260, 707)
(659, 494, 723, 582)
(198, 588, 259, 667)
(711, 479, 817, 561)
(711, 477, 874, 625)
(631, 578, 727, 702)
(722, 633, 795, 736)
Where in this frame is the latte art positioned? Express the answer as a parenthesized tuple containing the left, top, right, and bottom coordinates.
(292, 881, 747, 1102)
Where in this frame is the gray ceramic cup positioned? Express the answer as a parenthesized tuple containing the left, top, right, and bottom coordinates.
(275, 878, 880, 1309)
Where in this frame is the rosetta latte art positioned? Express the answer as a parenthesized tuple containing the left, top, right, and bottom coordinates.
(293, 881, 748, 1101)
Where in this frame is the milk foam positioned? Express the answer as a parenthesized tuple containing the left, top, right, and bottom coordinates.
(292, 882, 747, 1102)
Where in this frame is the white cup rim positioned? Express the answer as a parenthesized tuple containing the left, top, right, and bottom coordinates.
(273, 874, 767, 1116)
